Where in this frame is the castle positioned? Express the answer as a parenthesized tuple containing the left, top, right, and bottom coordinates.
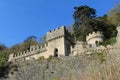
(8, 25, 120, 62)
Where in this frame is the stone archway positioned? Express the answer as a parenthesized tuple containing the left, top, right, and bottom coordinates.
(54, 48, 58, 57)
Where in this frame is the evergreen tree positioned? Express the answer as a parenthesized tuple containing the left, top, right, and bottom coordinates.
(73, 5, 100, 41)
(72, 5, 117, 43)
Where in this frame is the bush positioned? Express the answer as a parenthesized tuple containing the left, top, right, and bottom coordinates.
(38, 56, 45, 61)
(47, 55, 53, 62)
(99, 37, 116, 46)
(97, 52, 106, 63)
(51, 57, 60, 63)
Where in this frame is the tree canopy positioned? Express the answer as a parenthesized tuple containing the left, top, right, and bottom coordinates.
(10, 35, 38, 54)
(73, 5, 99, 41)
(24, 35, 37, 42)
(73, 5, 96, 22)
(72, 5, 117, 43)
(0, 44, 9, 76)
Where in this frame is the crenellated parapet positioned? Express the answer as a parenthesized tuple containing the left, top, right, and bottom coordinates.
(86, 31, 104, 42)
(29, 43, 48, 52)
(46, 26, 65, 41)
(8, 43, 48, 61)
(46, 25, 73, 42)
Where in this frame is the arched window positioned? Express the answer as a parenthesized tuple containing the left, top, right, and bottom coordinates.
(54, 48, 58, 57)
(95, 41, 99, 47)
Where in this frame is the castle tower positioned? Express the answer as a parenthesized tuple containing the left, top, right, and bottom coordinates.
(86, 31, 104, 48)
(46, 26, 74, 57)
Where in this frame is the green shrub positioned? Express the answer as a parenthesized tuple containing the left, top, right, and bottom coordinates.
(38, 56, 45, 61)
(47, 55, 53, 62)
(97, 52, 106, 63)
(51, 57, 60, 63)
(99, 37, 116, 46)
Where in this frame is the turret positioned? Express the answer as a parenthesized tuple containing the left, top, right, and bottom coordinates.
(86, 31, 104, 48)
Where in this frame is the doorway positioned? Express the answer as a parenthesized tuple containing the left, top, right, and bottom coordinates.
(54, 48, 58, 57)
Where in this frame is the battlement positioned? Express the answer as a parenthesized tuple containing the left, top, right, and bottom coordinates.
(47, 25, 65, 33)
(46, 25, 70, 41)
(30, 43, 47, 51)
(9, 43, 48, 61)
(86, 31, 104, 41)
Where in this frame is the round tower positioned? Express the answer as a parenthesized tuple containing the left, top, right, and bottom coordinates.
(86, 31, 104, 48)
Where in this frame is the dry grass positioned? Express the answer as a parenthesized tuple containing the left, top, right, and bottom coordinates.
(62, 53, 120, 80)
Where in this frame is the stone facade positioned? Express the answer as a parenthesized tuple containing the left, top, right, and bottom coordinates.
(72, 41, 86, 55)
(86, 31, 104, 48)
(8, 26, 74, 62)
(46, 26, 74, 57)
(8, 26, 120, 62)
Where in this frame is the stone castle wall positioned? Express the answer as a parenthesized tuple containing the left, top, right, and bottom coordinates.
(8, 43, 48, 61)
(9, 25, 74, 62)
(8, 26, 120, 62)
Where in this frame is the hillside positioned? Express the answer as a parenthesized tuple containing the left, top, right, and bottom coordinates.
(0, 4, 120, 80)
(1, 52, 120, 80)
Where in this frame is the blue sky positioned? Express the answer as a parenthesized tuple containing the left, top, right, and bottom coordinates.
(0, 0, 120, 47)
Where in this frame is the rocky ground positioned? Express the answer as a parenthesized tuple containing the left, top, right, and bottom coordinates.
(0, 52, 120, 80)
